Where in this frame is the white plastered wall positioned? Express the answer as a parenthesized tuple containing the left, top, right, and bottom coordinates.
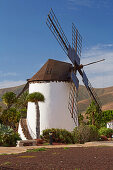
(27, 81, 77, 139)
(18, 122, 27, 140)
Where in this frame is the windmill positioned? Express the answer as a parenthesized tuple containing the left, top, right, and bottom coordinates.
(18, 9, 104, 140)
(46, 8, 103, 125)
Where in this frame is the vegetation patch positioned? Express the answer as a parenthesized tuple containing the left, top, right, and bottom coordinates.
(2, 161, 11, 165)
(85, 101, 113, 128)
(41, 128, 74, 144)
(0, 153, 8, 155)
(0, 124, 21, 147)
(64, 147, 69, 150)
(19, 155, 36, 158)
(72, 124, 99, 144)
(99, 127, 113, 138)
(27, 147, 47, 152)
(43, 142, 49, 145)
(52, 152, 57, 155)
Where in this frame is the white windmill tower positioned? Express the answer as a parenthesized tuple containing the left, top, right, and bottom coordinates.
(18, 9, 103, 140)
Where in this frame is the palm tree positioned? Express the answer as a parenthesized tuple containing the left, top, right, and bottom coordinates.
(86, 100, 99, 126)
(27, 92, 45, 139)
(2, 92, 17, 109)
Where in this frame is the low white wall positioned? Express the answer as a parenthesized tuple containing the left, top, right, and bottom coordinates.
(27, 81, 77, 139)
(107, 122, 113, 129)
(18, 121, 27, 140)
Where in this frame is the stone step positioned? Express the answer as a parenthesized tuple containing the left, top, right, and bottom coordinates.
(17, 140, 37, 147)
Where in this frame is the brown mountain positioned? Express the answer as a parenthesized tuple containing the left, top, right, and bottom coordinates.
(0, 84, 25, 108)
(78, 85, 113, 113)
(0, 84, 113, 113)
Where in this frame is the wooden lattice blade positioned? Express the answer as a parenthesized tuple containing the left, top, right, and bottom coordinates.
(68, 45, 80, 65)
(82, 70, 102, 112)
(68, 83, 79, 126)
(46, 8, 70, 55)
(72, 23, 82, 58)
(71, 71, 79, 90)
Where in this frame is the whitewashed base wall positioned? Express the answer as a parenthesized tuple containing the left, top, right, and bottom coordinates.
(20, 81, 77, 140)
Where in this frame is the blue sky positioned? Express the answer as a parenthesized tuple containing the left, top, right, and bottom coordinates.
(0, 0, 113, 88)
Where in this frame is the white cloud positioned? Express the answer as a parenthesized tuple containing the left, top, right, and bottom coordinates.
(68, 0, 93, 8)
(79, 43, 113, 88)
(68, 0, 112, 9)
(0, 80, 26, 89)
(0, 72, 17, 77)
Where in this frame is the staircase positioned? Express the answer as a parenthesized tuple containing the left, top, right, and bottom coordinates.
(20, 118, 32, 140)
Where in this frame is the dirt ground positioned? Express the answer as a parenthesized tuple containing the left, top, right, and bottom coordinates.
(0, 147, 113, 170)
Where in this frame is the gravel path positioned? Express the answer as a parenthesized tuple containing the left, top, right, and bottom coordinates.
(0, 146, 113, 170)
(1, 141, 113, 155)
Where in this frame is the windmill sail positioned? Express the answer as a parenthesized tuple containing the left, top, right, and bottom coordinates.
(46, 8, 70, 55)
(72, 23, 82, 58)
(71, 71, 79, 90)
(68, 71, 79, 126)
(68, 22, 82, 124)
(68, 82, 78, 126)
(82, 71, 102, 111)
(46, 9, 81, 66)
(68, 45, 80, 65)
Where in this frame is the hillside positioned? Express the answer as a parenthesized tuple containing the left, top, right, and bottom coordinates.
(0, 84, 113, 113)
(0, 84, 25, 99)
(0, 84, 25, 108)
(78, 85, 113, 113)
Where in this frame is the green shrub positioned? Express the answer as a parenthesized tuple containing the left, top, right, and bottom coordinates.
(88, 125, 99, 141)
(73, 125, 90, 144)
(0, 108, 21, 130)
(1, 132, 21, 147)
(41, 128, 74, 144)
(0, 123, 12, 131)
(100, 110, 113, 127)
(98, 127, 113, 138)
(0, 124, 21, 146)
(72, 125, 99, 144)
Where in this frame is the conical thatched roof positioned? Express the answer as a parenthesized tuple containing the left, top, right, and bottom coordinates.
(29, 59, 72, 82)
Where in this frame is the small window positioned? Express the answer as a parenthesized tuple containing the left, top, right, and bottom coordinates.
(46, 68, 52, 74)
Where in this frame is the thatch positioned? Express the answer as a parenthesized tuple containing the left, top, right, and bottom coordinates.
(29, 59, 72, 82)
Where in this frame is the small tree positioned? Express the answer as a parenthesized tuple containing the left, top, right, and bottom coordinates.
(100, 110, 113, 127)
(27, 92, 45, 139)
(78, 113, 84, 125)
(2, 92, 17, 109)
(86, 100, 100, 127)
(0, 108, 21, 130)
